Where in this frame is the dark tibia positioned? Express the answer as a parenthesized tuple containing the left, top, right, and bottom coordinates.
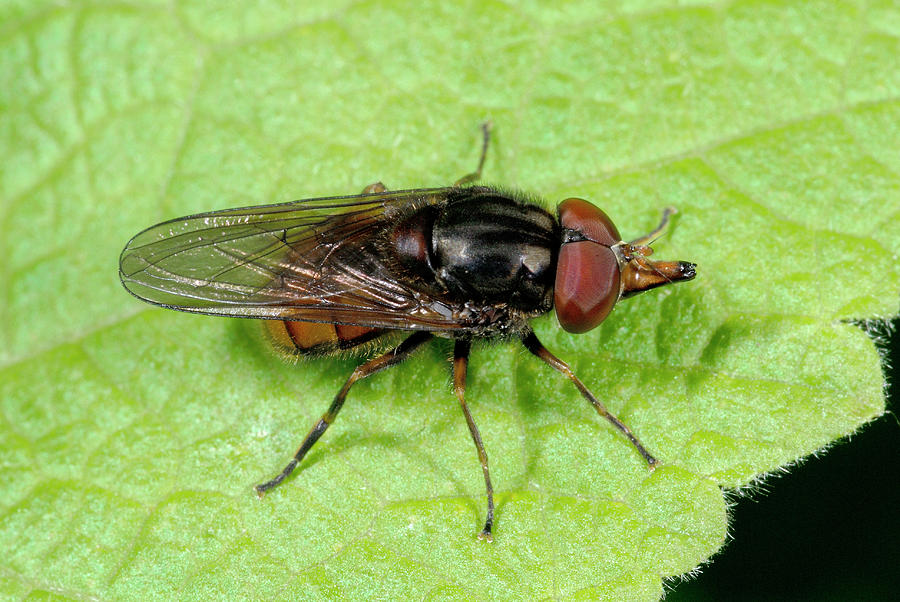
(454, 121, 493, 187)
(453, 339, 495, 541)
(255, 331, 434, 495)
(520, 330, 658, 468)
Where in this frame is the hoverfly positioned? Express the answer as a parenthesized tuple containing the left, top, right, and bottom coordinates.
(119, 123, 695, 541)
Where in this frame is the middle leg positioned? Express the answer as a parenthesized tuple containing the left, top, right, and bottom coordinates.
(362, 182, 387, 194)
(453, 339, 495, 541)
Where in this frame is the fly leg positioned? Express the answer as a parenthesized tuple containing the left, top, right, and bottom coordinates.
(365, 120, 491, 191)
(627, 207, 676, 247)
(454, 121, 493, 187)
(521, 330, 659, 469)
(362, 182, 387, 194)
(453, 339, 495, 541)
(255, 331, 434, 495)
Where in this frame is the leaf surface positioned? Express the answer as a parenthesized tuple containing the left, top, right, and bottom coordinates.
(1, 0, 895, 599)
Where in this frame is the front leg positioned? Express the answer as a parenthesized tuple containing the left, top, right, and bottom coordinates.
(521, 329, 658, 468)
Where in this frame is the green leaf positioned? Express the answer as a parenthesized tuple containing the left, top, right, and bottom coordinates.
(1, 0, 895, 599)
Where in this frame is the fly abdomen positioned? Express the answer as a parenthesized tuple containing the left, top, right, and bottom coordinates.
(265, 319, 386, 356)
(387, 205, 439, 284)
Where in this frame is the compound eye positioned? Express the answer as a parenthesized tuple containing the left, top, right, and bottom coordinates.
(554, 242, 620, 333)
(558, 198, 621, 246)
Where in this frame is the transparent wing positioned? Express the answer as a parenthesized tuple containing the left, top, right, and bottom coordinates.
(119, 187, 465, 331)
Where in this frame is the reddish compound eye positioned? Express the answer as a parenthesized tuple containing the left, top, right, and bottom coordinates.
(554, 198, 623, 334)
(557, 197, 620, 246)
(555, 242, 620, 333)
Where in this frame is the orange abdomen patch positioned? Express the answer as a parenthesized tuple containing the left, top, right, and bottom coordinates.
(265, 320, 386, 355)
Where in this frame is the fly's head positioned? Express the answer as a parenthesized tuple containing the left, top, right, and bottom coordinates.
(554, 198, 696, 334)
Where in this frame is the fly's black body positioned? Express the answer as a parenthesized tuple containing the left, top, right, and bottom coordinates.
(386, 186, 559, 336)
(119, 124, 695, 540)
